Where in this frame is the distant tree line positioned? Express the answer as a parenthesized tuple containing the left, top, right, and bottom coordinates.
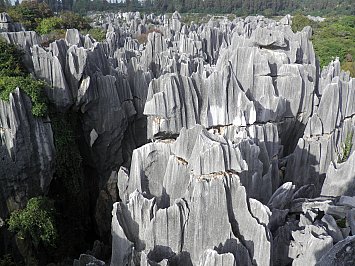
(1, 0, 353, 16)
(136, 0, 354, 16)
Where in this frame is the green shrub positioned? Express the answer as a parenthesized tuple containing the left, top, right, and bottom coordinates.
(291, 13, 313, 32)
(7, 2, 53, 31)
(0, 38, 26, 77)
(0, 254, 16, 266)
(338, 132, 353, 163)
(36, 17, 64, 35)
(0, 76, 48, 117)
(8, 197, 57, 248)
(82, 28, 106, 42)
(336, 218, 347, 228)
(59, 11, 91, 31)
(0, 38, 48, 117)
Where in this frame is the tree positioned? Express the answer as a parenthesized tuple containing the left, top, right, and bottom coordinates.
(7, 2, 53, 30)
(8, 197, 58, 248)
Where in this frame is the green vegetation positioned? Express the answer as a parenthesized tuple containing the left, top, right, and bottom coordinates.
(0, 38, 26, 77)
(0, 76, 47, 117)
(291, 13, 314, 32)
(50, 113, 82, 196)
(59, 11, 91, 30)
(8, 197, 58, 248)
(0, 254, 16, 266)
(7, 3, 97, 42)
(7, 2, 53, 31)
(291, 14, 355, 76)
(73, 0, 114, 15)
(0, 38, 48, 117)
(312, 16, 355, 74)
(122, 0, 354, 16)
(338, 132, 353, 163)
(3, 0, 354, 18)
(35, 11, 90, 34)
(336, 218, 347, 228)
(36, 16, 64, 35)
(81, 28, 107, 42)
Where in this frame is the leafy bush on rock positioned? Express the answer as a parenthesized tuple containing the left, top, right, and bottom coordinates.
(8, 197, 57, 248)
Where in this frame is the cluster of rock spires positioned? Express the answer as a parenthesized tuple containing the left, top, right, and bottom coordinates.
(0, 10, 355, 265)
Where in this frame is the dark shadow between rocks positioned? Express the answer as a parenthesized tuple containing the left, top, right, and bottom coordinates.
(147, 245, 193, 266)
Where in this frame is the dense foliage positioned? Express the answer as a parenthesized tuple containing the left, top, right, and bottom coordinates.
(73, 0, 113, 14)
(122, 0, 354, 16)
(312, 16, 355, 72)
(7, 3, 98, 41)
(0, 254, 15, 266)
(291, 14, 355, 76)
(0, 38, 26, 77)
(36, 11, 91, 34)
(8, 197, 58, 247)
(0, 38, 48, 116)
(81, 28, 107, 41)
(8, 2, 53, 30)
(291, 13, 315, 33)
(0, 76, 47, 116)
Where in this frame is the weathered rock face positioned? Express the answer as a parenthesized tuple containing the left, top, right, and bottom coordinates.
(286, 58, 355, 195)
(0, 13, 24, 32)
(142, 18, 317, 147)
(112, 125, 283, 265)
(107, 12, 355, 266)
(0, 89, 55, 217)
(317, 236, 355, 266)
(1, 10, 355, 266)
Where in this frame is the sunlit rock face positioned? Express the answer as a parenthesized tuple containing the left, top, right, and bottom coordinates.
(1, 10, 355, 266)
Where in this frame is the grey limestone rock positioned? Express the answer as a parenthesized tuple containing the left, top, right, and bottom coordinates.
(338, 196, 355, 208)
(0, 13, 24, 32)
(321, 214, 344, 243)
(289, 225, 333, 266)
(111, 202, 135, 266)
(0, 89, 55, 216)
(347, 209, 355, 235)
(113, 124, 272, 265)
(31, 42, 73, 111)
(73, 254, 106, 266)
(317, 236, 355, 266)
(321, 151, 355, 197)
(198, 250, 236, 266)
(267, 182, 295, 210)
(3, 11, 355, 266)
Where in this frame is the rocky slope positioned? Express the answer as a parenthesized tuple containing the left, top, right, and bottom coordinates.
(0, 11, 354, 266)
